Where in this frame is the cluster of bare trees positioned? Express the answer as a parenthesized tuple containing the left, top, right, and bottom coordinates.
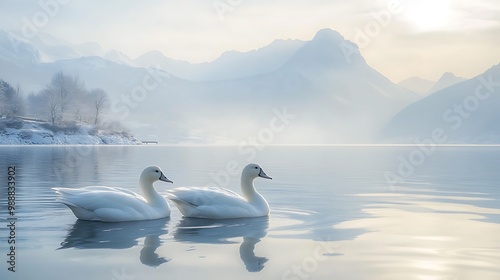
(21, 72, 111, 126)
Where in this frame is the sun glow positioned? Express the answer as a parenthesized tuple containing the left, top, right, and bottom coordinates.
(404, 0, 453, 31)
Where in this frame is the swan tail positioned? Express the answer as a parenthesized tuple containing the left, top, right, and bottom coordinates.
(53, 188, 82, 206)
(166, 195, 200, 217)
(53, 187, 97, 219)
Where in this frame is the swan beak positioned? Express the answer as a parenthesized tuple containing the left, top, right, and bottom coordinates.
(159, 172, 173, 183)
(258, 169, 272, 180)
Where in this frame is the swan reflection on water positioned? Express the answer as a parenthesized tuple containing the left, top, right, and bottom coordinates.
(174, 216, 269, 272)
(58, 218, 170, 267)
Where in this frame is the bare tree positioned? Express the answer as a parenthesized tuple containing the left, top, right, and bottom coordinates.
(46, 92, 59, 125)
(54, 72, 72, 123)
(45, 72, 84, 124)
(89, 88, 110, 125)
(36, 87, 57, 124)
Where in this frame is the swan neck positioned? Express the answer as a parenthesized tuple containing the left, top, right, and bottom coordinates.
(241, 174, 269, 215)
(140, 178, 160, 203)
(241, 175, 258, 200)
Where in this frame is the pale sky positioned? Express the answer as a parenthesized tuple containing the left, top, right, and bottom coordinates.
(1, 0, 499, 82)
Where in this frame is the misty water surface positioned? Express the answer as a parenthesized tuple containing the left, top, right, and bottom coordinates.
(0, 146, 499, 280)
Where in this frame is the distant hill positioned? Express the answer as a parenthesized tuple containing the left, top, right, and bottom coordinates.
(133, 39, 305, 81)
(428, 72, 466, 94)
(398, 72, 467, 97)
(398, 76, 435, 96)
(379, 64, 500, 143)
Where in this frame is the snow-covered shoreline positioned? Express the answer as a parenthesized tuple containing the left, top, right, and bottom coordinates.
(0, 120, 141, 145)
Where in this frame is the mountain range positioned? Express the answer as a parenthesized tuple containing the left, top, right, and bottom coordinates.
(398, 72, 466, 96)
(0, 28, 498, 144)
(380, 64, 500, 143)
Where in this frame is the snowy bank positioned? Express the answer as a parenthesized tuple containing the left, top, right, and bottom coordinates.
(0, 119, 141, 145)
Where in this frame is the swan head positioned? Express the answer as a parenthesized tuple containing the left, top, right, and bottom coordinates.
(243, 163, 272, 180)
(141, 166, 173, 184)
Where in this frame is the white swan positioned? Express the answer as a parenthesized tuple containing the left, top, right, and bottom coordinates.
(167, 163, 272, 219)
(53, 166, 173, 222)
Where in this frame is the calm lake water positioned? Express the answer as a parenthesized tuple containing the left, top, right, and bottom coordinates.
(1, 145, 500, 280)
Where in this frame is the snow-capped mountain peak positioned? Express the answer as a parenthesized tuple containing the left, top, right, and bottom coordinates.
(0, 29, 41, 62)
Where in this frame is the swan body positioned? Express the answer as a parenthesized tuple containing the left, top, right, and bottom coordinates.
(53, 166, 173, 222)
(167, 163, 272, 219)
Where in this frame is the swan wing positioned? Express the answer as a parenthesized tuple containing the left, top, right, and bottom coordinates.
(53, 187, 154, 221)
(54, 186, 147, 207)
(167, 187, 258, 218)
(61, 186, 145, 200)
(167, 187, 245, 206)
